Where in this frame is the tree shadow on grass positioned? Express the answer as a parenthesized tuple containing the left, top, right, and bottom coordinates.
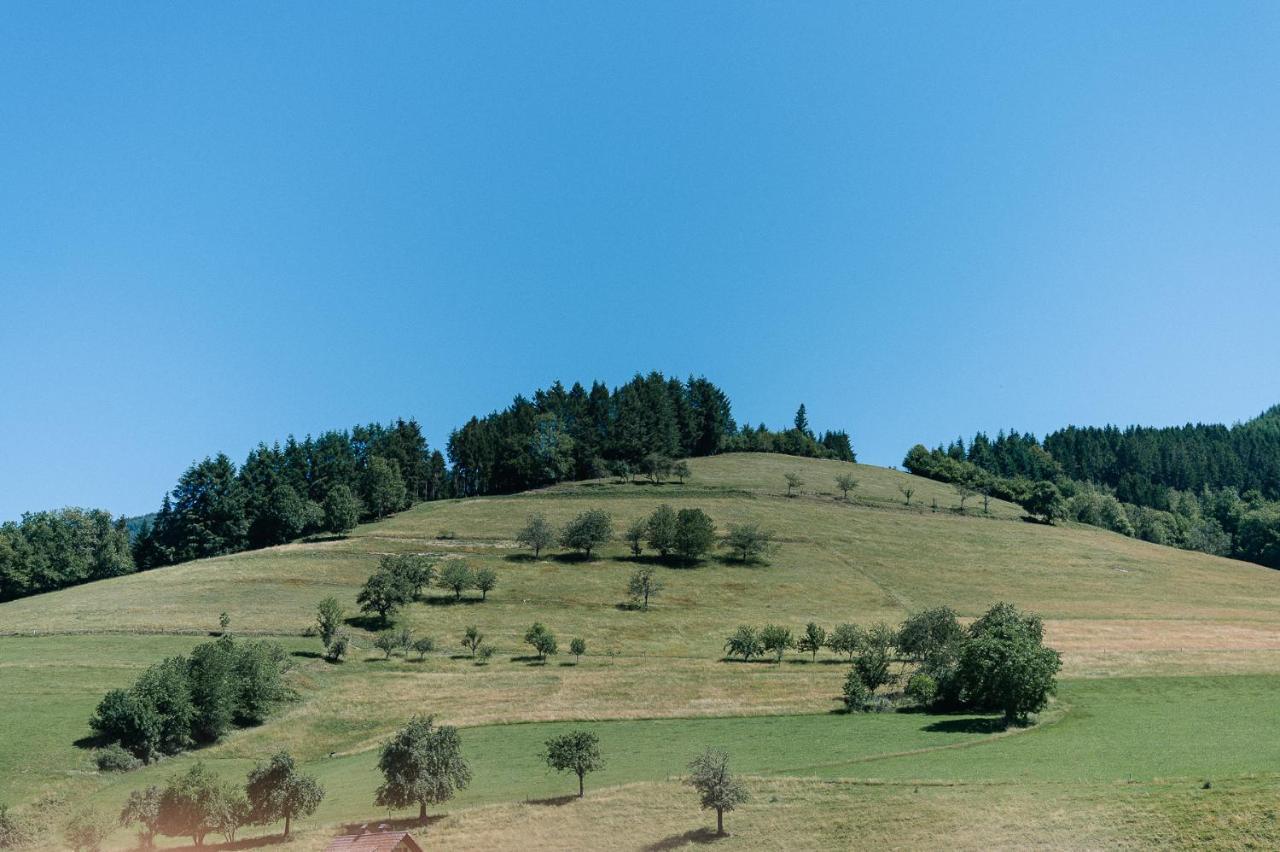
(338, 815, 446, 836)
(550, 552, 599, 564)
(717, 657, 778, 665)
(344, 614, 388, 631)
(644, 827, 724, 850)
(422, 596, 484, 606)
(510, 655, 550, 666)
(73, 733, 110, 751)
(525, 794, 577, 807)
(165, 835, 292, 851)
(291, 650, 324, 660)
(922, 717, 1007, 734)
(504, 553, 540, 563)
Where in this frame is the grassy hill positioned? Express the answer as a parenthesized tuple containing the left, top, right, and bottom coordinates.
(3, 453, 1280, 849)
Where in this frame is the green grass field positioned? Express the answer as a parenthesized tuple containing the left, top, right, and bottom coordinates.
(3, 453, 1280, 849)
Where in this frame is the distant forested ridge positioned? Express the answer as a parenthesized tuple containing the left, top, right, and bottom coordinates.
(905, 406, 1280, 568)
(448, 373, 853, 496)
(1, 372, 853, 600)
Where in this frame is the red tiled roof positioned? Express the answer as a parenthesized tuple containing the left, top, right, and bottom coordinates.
(324, 831, 424, 852)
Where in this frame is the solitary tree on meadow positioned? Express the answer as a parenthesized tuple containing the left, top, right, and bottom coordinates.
(525, 622, 558, 662)
(473, 567, 498, 600)
(627, 566, 664, 610)
(543, 731, 604, 798)
(245, 750, 324, 839)
(569, 637, 586, 663)
(953, 481, 976, 513)
(721, 524, 775, 563)
(439, 561, 475, 600)
(687, 748, 749, 837)
(316, 597, 344, 649)
(516, 514, 555, 558)
(898, 484, 915, 506)
(784, 472, 803, 497)
(835, 473, 858, 501)
(462, 626, 484, 657)
(672, 460, 691, 484)
(357, 568, 411, 626)
(375, 716, 471, 822)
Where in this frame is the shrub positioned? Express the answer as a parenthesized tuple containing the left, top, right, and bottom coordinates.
(326, 633, 350, 663)
(841, 669, 871, 712)
(476, 644, 496, 664)
(412, 637, 435, 660)
(905, 673, 938, 707)
(462, 626, 484, 657)
(373, 631, 400, 659)
(94, 744, 141, 772)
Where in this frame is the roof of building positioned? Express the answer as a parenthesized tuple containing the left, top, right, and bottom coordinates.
(324, 830, 424, 852)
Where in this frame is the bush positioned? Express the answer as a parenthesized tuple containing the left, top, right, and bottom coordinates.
(904, 673, 938, 707)
(326, 633, 349, 663)
(476, 644, 496, 665)
(94, 743, 141, 772)
(841, 669, 871, 712)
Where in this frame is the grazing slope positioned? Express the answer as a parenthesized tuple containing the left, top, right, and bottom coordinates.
(2, 453, 1280, 849)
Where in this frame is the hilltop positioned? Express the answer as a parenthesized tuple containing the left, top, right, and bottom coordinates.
(3, 453, 1280, 849)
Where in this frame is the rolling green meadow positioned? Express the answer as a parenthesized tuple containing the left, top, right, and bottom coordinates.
(4, 453, 1280, 849)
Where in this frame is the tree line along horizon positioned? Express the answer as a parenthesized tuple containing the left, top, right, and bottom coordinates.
(5, 370, 1280, 603)
(0, 373, 852, 602)
(904, 404, 1280, 568)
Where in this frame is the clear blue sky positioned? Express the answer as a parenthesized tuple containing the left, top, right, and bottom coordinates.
(3, 2, 1280, 520)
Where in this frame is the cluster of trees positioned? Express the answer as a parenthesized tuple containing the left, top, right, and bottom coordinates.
(89, 634, 288, 764)
(133, 419, 443, 571)
(356, 555, 497, 626)
(448, 375, 855, 496)
(448, 373, 736, 495)
(109, 751, 323, 848)
(906, 433, 1280, 566)
(517, 509, 777, 568)
(0, 508, 133, 601)
(722, 603, 1060, 726)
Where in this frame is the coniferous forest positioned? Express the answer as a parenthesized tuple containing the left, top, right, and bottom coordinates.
(0, 372, 853, 602)
(905, 406, 1280, 569)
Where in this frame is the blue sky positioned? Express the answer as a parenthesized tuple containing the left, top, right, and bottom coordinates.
(3, 2, 1280, 520)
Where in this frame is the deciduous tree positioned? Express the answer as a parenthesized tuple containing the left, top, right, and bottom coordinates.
(543, 731, 604, 798)
(687, 748, 749, 836)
